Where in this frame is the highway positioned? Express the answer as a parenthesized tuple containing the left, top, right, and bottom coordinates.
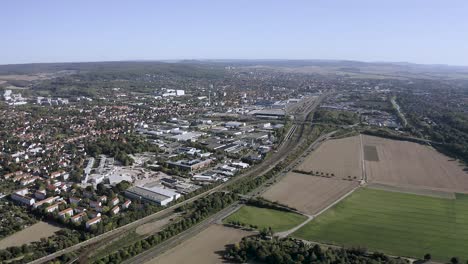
(30, 92, 329, 264)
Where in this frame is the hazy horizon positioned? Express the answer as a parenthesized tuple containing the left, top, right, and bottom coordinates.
(1, 0, 467, 66)
(1, 58, 468, 68)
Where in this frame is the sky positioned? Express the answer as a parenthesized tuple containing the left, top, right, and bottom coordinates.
(1, 0, 467, 65)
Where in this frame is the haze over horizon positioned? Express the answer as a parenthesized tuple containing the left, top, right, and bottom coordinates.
(1, 0, 467, 66)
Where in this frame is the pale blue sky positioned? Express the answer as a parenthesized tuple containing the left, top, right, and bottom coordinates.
(1, 0, 467, 65)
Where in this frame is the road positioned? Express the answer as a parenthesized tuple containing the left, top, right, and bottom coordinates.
(122, 203, 244, 264)
(30, 93, 329, 264)
(124, 94, 334, 264)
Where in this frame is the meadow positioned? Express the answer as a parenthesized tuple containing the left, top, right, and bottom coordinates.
(223, 205, 307, 232)
(293, 188, 468, 262)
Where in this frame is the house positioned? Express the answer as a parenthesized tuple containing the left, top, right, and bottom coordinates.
(45, 203, 60, 213)
(69, 197, 82, 205)
(13, 188, 29, 196)
(33, 196, 59, 209)
(49, 170, 65, 179)
(58, 208, 74, 218)
(20, 176, 38, 186)
(122, 200, 131, 209)
(11, 193, 35, 206)
(86, 216, 102, 229)
(48, 170, 69, 180)
(109, 197, 119, 206)
(83, 191, 93, 198)
(89, 200, 102, 208)
(74, 207, 87, 213)
(88, 211, 101, 218)
(12, 174, 25, 182)
(99, 195, 108, 203)
(71, 212, 86, 223)
(110, 206, 120, 215)
(35, 189, 47, 200)
(47, 184, 60, 193)
(3, 171, 22, 180)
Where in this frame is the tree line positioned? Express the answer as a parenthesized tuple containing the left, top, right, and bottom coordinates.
(225, 236, 409, 264)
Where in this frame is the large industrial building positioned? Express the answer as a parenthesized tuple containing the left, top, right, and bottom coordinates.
(166, 159, 213, 172)
(125, 185, 181, 206)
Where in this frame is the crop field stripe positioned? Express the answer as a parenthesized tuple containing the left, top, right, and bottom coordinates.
(293, 188, 468, 261)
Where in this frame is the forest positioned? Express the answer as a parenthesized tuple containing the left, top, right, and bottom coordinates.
(85, 134, 160, 166)
(225, 236, 409, 264)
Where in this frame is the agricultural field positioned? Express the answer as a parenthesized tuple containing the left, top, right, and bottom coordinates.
(362, 135, 468, 193)
(0, 221, 62, 249)
(262, 172, 358, 215)
(293, 188, 468, 262)
(296, 135, 362, 180)
(223, 205, 307, 232)
(148, 224, 252, 264)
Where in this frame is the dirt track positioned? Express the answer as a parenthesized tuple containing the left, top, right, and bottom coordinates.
(363, 135, 468, 193)
(262, 172, 358, 215)
(148, 224, 252, 264)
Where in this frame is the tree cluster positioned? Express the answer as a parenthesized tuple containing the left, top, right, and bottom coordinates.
(225, 236, 409, 264)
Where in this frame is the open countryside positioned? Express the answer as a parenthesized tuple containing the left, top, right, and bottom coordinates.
(295, 135, 363, 181)
(1, 6, 468, 262)
(363, 135, 468, 193)
(262, 172, 358, 215)
(293, 188, 468, 262)
(147, 224, 253, 264)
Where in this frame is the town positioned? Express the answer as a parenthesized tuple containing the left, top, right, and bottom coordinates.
(1, 60, 468, 264)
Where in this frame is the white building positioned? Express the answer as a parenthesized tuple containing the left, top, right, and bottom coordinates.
(86, 216, 102, 229)
(225, 121, 245, 128)
(125, 186, 181, 206)
(11, 193, 35, 206)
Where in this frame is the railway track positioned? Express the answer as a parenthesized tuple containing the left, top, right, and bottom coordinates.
(30, 92, 330, 264)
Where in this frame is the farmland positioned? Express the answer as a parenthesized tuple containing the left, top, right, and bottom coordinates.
(147, 224, 252, 264)
(262, 172, 358, 215)
(293, 188, 468, 262)
(295, 136, 363, 180)
(223, 205, 307, 232)
(363, 135, 468, 193)
(0, 221, 62, 249)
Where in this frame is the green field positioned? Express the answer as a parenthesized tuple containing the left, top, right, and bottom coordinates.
(293, 188, 468, 262)
(223, 206, 307, 232)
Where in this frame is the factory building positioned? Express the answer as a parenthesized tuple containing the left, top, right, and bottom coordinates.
(125, 186, 181, 206)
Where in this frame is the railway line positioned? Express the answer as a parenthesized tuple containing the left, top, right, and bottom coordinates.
(30, 92, 330, 264)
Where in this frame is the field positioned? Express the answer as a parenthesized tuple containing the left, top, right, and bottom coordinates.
(296, 135, 362, 180)
(363, 135, 468, 193)
(262, 172, 358, 215)
(223, 205, 307, 232)
(293, 188, 468, 262)
(135, 213, 179, 235)
(0, 221, 62, 249)
(148, 224, 252, 264)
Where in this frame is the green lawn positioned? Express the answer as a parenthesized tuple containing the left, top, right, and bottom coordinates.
(223, 206, 307, 232)
(293, 188, 468, 262)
